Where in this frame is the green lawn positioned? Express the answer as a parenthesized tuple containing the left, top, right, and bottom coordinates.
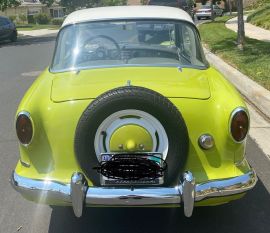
(198, 16, 270, 90)
(16, 24, 60, 31)
(246, 0, 270, 10)
(247, 4, 270, 30)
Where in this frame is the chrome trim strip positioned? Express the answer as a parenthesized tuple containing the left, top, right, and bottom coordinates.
(195, 170, 257, 201)
(50, 63, 208, 74)
(10, 168, 257, 217)
(20, 159, 30, 168)
(86, 186, 181, 206)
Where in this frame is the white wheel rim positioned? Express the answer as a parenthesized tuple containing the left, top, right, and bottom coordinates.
(94, 109, 169, 161)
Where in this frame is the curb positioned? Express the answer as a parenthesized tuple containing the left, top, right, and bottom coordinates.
(18, 29, 59, 37)
(204, 48, 270, 119)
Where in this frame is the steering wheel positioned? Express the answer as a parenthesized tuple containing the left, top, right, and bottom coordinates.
(83, 35, 121, 60)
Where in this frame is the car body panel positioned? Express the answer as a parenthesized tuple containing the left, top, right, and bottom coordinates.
(0, 16, 17, 41)
(12, 7, 254, 209)
(195, 5, 223, 19)
(15, 65, 247, 191)
(51, 67, 211, 102)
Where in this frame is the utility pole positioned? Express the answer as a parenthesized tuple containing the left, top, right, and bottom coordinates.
(237, 0, 245, 50)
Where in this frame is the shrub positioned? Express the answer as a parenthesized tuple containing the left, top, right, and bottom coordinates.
(51, 18, 64, 25)
(8, 15, 16, 22)
(33, 13, 51, 24)
(19, 14, 27, 24)
(247, 4, 270, 30)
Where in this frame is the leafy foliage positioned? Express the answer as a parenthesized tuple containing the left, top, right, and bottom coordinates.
(33, 13, 51, 24)
(247, 4, 270, 30)
(8, 14, 16, 22)
(246, 0, 270, 10)
(198, 16, 270, 90)
(99, 0, 127, 6)
(60, 0, 94, 12)
(0, 0, 21, 11)
(60, 0, 127, 12)
(19, 13, 27, 23)
(40, 0, 54, 7)
(51, 17, 64, 25)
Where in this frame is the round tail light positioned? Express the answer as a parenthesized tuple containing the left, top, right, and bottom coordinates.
(16, 112, 33, 146)
(229, 107, 249, 143)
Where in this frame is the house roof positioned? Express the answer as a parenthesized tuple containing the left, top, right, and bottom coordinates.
(62, 6, 194, 27)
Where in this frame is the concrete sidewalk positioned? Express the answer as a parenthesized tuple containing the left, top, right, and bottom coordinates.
(225, 16, 270, 42)
(18, 29, 59, 37)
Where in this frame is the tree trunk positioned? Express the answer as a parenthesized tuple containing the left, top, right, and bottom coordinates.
(237, 0, 245, 50)
(228, 0, 232, 16)
(211, 1, 214, 21)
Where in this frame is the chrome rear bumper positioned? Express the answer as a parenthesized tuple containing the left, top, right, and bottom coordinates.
(10, 169, 257, 218)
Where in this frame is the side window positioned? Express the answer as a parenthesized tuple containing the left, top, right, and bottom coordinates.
(181, 25, 192, 60)
(179, 24, 205, 66)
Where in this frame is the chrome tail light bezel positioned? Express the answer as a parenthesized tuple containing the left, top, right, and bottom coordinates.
(229, 107, 250, 143)
(16, 111, 34, 146)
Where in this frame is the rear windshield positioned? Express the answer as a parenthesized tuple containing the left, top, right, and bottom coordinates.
(51, 20, 208, 73)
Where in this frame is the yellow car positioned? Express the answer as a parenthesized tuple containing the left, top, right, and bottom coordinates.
(10, 6, 257, 218)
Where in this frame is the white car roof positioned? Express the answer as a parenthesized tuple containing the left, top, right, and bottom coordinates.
(62, 6, 194, 27)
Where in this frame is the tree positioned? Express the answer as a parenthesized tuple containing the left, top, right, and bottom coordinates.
(0, 0, 21, 11)
(99, 0, 127, 6)
(60, 0, 96, 12)
(237, 0, 245, 50)
(19, 13, 27, 24)
(60, 0, 127, 12)
(210, 0, 219, 21)
(40, 0, 54, 7)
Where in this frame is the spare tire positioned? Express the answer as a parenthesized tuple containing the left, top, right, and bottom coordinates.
(75, 86, 189, 186)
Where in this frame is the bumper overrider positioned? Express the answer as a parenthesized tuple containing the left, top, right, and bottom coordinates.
(10, 169, 257, 217)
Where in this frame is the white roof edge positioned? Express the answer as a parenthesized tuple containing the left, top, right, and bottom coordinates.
(62, 6, 194, 27)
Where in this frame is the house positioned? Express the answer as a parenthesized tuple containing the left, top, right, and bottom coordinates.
(0, 0, 65, 23)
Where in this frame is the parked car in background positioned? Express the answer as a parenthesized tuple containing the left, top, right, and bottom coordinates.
(195, 4, 223, 20)
(0, 16, 17, 42)
(148, 0, 196, 19)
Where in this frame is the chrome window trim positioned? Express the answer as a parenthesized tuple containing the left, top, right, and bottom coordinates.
(16, 111, 34, 147)
(228, 107, 250, 144)
(49, 64, 208, 74)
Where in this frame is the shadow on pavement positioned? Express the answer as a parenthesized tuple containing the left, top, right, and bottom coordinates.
(0, 35, 56, 48)
(48, 179, 270, 233)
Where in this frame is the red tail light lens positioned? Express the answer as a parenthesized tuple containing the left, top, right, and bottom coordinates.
(16, 112, 33, 145)
(230, 108, 249, 143)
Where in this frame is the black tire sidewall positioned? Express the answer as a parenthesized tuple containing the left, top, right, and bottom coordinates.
(75, 87, 189, 187)
(10, 32, 17, 42)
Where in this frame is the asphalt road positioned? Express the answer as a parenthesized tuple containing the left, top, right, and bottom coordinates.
(0, 34, 270, 233)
